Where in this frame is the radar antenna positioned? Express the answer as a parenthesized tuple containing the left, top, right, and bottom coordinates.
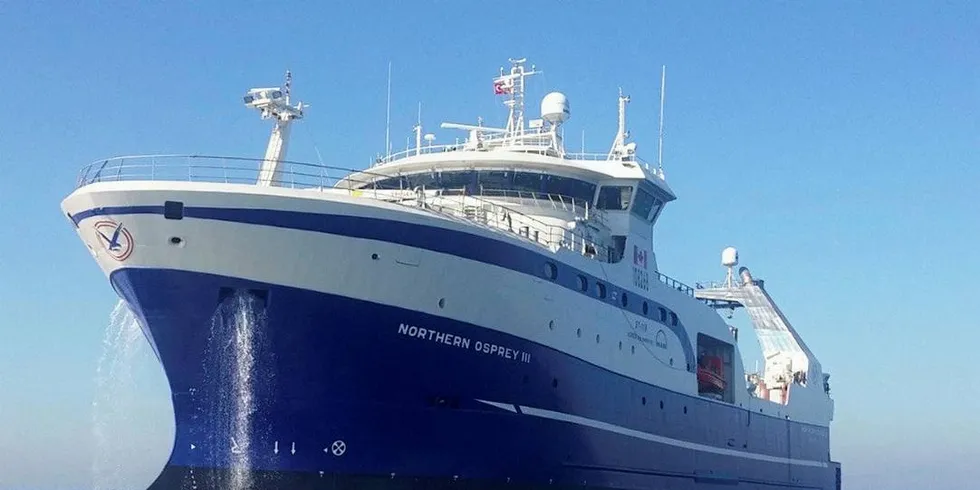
(722, 246, 739, 288)
(244, 70, 305, 186)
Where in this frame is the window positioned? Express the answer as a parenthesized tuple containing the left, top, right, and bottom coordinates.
(577, 275, 588, 291)
(369, 170, 597, 204)
(596, 185, 633, 210)
(609, 235, 627, 263)
(544, 262, 558, 280)
(631, 186, 657, 220)
(659, 307, 667, 323)
(164, 200, 184, 220)
(648, 199, 664, 223)
(642, 301, 649, 315)
(596, 282, 607, 299)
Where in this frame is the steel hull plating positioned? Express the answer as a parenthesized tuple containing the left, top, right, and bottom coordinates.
(112, 266, 838, 490)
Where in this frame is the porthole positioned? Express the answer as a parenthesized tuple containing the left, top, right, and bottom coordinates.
(620, 293, 628, 307)
(683, 406, 688, 414)
(618, 341, 622, 350)
(544, 262, 558, 280)
(552, 378, 559, 388)
(595, 334, 600, 344)
(642, 301, 649, 315)
(371, 253, 380, 260)
(670, 312, 678, 326)
(548, 320, 556, 330)
(169, 236, 183, 246)
(438, 298, 446, 309)
(577, 275, 588, 292)
(576, 328, 582, 338)
(631, 345, 636, 354)
(596, 282, 607, 299)
(659, 307, 667, 322)
(642, 396, 647, 406)
(670, 358, 674, 366)
(659, 401, 664, 410)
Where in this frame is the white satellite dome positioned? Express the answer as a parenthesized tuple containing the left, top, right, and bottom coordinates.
(541, 92, 570, 124)
(721, 247, 739, 267)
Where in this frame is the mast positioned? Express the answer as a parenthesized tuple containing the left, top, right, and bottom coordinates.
(495, 58, 539, 144)
(608, 88, 631, 159)
(385, 61, 392, 160)
(414, 102, 422, 156)
(658, 65, 666, 171)
(244, 70, 305, 187)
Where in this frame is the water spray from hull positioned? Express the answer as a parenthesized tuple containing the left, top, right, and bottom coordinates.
(203, 289, 273, 490)
(91, 301, 145, 490)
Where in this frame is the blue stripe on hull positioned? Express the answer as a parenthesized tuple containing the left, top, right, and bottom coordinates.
(74, 203, 698, 370)
(111, 268, 837, 490)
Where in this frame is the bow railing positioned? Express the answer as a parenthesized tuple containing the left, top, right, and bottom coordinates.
(75, 154, 611, 261)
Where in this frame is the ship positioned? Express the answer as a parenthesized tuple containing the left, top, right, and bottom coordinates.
(62, 58, 841, 489)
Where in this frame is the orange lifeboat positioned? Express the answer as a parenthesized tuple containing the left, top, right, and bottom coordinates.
(697, 355, 726, 393)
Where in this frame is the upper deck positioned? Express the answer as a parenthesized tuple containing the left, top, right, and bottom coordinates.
(72, 57, 695, 284)
(345, 58, 675, 201)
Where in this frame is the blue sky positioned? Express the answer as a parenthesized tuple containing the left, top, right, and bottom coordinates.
(0, 1, 977, 489)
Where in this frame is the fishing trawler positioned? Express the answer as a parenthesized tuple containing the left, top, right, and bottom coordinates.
(62, 58, 841, 489)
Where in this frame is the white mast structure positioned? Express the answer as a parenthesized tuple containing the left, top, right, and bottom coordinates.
(244, 70, 305, 187)
(658, 65, 666, 173)
(608, 88, 635, 160)
(442, 58, 573, 155)
(496, 58, 540, 145)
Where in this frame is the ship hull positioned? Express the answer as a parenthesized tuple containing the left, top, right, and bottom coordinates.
(114, 266, 835, 490)
(64, 183, 840, 490)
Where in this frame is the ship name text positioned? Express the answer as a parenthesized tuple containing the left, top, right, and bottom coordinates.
(398, 323, 531, 363)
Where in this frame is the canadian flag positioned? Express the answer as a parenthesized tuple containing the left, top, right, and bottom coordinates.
(494, 79, 513, 95)
(633, 245, 648, 269)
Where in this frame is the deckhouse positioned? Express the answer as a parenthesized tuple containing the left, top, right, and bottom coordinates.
(338, 58, 675, 268)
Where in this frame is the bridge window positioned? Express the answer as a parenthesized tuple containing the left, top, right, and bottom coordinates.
(597, 185, 632, 210)
(370, 170, 597, 205)
(631, 186, 657, 220)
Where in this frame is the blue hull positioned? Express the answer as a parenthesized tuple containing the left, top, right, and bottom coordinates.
(111, 267, 839, 490)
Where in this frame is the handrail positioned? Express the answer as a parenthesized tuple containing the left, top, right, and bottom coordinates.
(358, 186, 608, 261)
(371, 140, 648, 169)
(76, 154, 396, 190)
(472, 188, 607, 226)
(656, 272, 696, 297)
(74, 154, 611, 262)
